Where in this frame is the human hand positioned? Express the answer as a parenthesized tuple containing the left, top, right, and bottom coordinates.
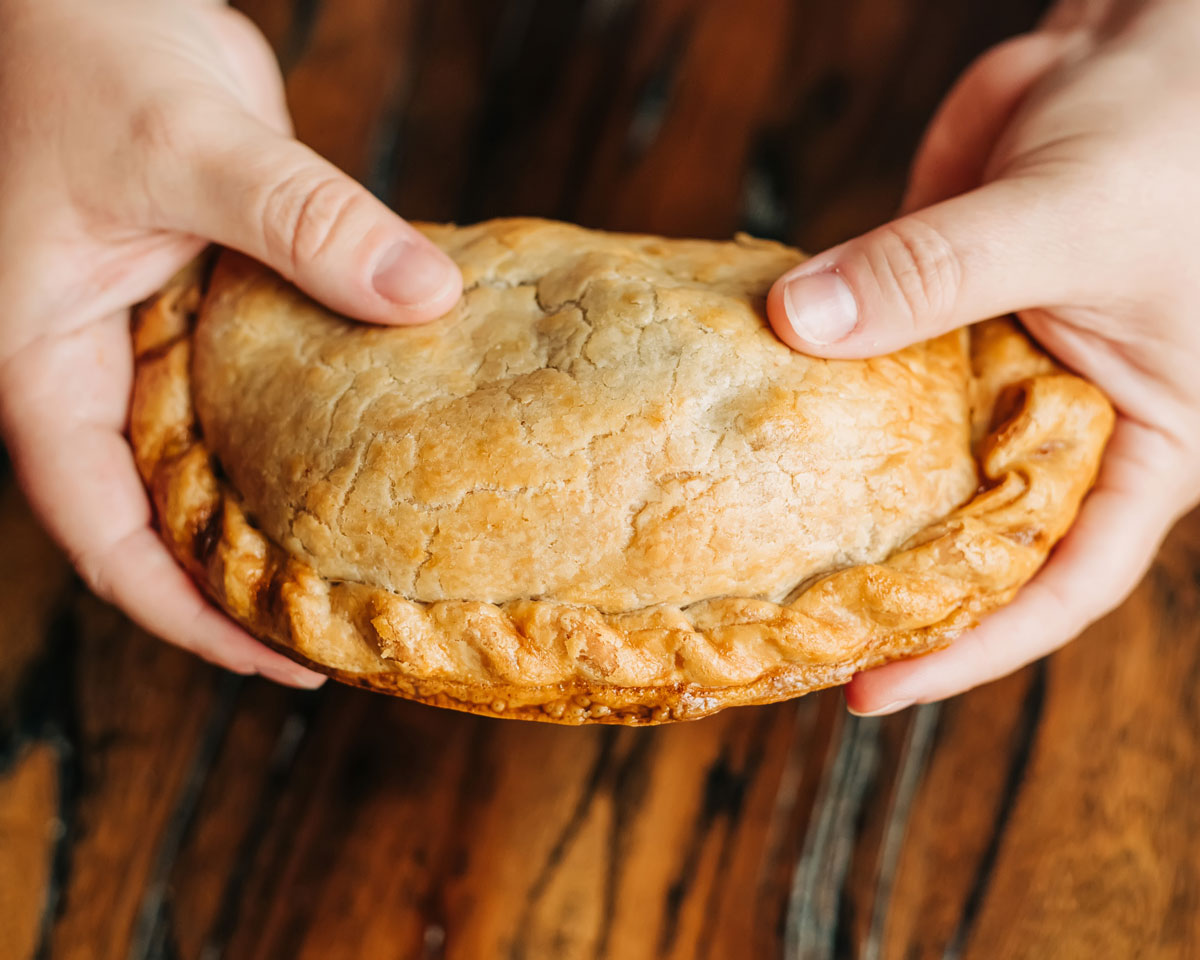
(766, 0, 1200, 714)
(0, 0, 461, 686)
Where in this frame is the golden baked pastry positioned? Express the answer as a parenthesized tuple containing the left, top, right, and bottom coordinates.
(130, 218, 1113, 724)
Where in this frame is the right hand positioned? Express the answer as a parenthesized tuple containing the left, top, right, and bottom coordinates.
(0, 0, 462, 686)
(766, 0, 1200, 712)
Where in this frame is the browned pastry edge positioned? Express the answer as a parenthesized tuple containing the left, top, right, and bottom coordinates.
(128, 246, 1115, 725)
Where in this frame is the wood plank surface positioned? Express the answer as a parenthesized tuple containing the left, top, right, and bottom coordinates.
(5, 1, 1199, 958)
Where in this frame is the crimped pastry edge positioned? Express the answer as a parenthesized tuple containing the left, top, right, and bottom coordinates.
(128, 237, 1114, 725)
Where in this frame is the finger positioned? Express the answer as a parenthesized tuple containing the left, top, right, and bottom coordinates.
(148, 111, 461, 326)
(80, 523, 327, 690)
(844, 421, 1177, 714)
(766, 176, 1085, 358)
(904, 32, 1069, 212)
(0, 314, 324, 688)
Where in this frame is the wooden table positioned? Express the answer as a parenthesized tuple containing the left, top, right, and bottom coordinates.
(4, 1, 1199, 957)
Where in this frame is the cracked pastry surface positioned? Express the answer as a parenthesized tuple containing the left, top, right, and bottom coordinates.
(194, 222, 977, 611)
(130, 218, 1114, 724)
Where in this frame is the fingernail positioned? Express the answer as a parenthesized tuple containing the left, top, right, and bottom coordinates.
(372, 241, 456, 306)
(847, 697, 915, 717)
(782, 272, 858, 344)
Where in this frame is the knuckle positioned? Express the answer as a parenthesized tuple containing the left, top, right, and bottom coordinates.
(258, 172, 367, 274)
(70, 529, 142, 609)
(870, 218, 963, 325)
(73, 547, 117, 605)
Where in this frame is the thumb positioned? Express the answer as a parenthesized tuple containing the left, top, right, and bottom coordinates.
(156, 113, 461, 325)
(766, 179, 1075, 358)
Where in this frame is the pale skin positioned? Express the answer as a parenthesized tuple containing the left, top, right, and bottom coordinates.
(1, 0, 1196, 706)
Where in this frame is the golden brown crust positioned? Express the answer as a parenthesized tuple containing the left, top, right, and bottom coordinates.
(192, 222, 978, 613)
(129, 219, 1114, 725)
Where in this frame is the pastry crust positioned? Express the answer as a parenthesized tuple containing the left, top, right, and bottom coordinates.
(130, 218, 1113, 724)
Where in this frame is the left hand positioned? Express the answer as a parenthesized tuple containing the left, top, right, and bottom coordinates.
(0, 0, 461, 686)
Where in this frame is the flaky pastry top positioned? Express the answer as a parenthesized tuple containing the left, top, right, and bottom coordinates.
(193, 220, 977, 612)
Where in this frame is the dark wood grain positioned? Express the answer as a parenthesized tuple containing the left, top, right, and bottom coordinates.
(956, 512, 1200, 959)
(873, 669, 1042, 957)
(36, 599, 225, 960)
(0, 479, 72, 960)
(0, 743, 58, 960)
(163, 680, 308, 960)
(0, 480, 73, 736)
(9, 0, 1200, 957)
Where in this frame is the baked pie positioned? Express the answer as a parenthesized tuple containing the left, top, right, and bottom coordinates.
(130, 218, 1113, 723)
